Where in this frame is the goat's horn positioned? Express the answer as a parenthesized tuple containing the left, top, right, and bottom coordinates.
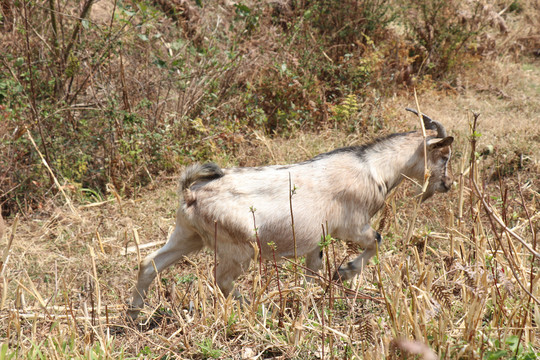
(405, 108, 447, 138)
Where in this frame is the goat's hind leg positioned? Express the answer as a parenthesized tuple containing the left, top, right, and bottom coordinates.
(333, 230, 381, 282)
(128, 224, 203, 319)
(305, 247, 323, 283)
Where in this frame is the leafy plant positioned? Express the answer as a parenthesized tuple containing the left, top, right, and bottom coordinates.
(484, 336, 539, 360)
(398, 0, 491, 79)
(197, 339, 222, 359)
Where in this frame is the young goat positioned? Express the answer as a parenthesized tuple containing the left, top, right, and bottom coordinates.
(128, 108, 454, 319)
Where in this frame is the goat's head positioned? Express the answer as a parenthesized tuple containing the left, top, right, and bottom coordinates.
(423, 136, 454, 201)
(406, 108, 454, 202)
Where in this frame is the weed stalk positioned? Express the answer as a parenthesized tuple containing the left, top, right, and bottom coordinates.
(269, 242, 284, 327)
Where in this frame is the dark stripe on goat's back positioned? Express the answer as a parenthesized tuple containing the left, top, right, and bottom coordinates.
(228, 166, 269, 173)
(309, 132, 413, 162)
(215, 131, 414, 173)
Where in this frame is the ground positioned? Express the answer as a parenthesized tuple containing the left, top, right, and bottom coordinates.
(1, 1, 539, 359)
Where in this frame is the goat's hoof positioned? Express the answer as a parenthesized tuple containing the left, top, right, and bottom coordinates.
(126, 311, 139, 322)
(332, 269, 350, 282)
(333, 262, 356, 282)
(332, 271, 343, 282)
(125, 305, 142, 322)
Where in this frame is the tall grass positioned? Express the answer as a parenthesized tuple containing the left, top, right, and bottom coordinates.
(1, 0, 521, 215)
(1, 0, 539, 358)
(0, 108, 538, 358)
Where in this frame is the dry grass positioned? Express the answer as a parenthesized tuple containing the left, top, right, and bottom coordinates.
(1, 0, 540, 358)
(1, 84, 539, 358)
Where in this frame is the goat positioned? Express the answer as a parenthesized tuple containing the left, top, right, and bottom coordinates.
(128, 108, 454, 319)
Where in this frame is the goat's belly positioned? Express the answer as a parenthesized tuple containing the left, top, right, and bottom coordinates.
(255, 219, 323, 258)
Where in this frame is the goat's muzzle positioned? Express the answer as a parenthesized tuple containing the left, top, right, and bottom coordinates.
(441, 176, 453, 192)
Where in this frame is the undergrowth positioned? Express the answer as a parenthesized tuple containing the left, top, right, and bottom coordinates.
(1, 0, 539, 358)
(0, 0, 526, 215)
(1, 108, 538, 358)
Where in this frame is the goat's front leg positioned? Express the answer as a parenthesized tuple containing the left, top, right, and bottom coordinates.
(305, 247, 324, 283)
(333, 225, 381, 281)
(215, 248, 252, 299)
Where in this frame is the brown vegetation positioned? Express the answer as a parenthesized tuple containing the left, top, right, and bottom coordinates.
(0, 0, 539, 358)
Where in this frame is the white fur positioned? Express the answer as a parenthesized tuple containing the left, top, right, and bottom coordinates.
(128, 129, 453, 318)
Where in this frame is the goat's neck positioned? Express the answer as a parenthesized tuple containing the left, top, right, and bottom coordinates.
(367, 136, 425, 198)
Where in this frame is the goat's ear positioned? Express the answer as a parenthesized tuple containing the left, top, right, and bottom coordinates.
(427, 136, 454, 149)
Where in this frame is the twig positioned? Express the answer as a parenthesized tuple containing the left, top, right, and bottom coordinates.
(414, 91, 428, 174)
(250, 207, 264, 278)
(132, 228, 142, 271)
(47, 0, 61, 97)
(124, 240, 165, 254)
(471, 180, 540, 258)
(88, 245, 102, 324)
(214, 220, 218, 292)
(63, 0, 95, 64)
(289, 173, 298, 288)
(269, 242, 284, 327)
(405, 90, 430, 245)
(21, 0, 53, 182)
(0, 215, 19, 277)
(471, 179, 540, 306)
(515, 174, 537, 353)
(95, 231, 105, 253)
(65, 10, 138, 105)
(376, 242, 398, 337)
(25, 128, 80, 219)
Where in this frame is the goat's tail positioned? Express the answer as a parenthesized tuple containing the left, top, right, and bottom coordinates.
(180, 163, 224, 192)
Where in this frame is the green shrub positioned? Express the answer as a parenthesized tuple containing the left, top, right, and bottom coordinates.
(398, 0, 491, 79)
